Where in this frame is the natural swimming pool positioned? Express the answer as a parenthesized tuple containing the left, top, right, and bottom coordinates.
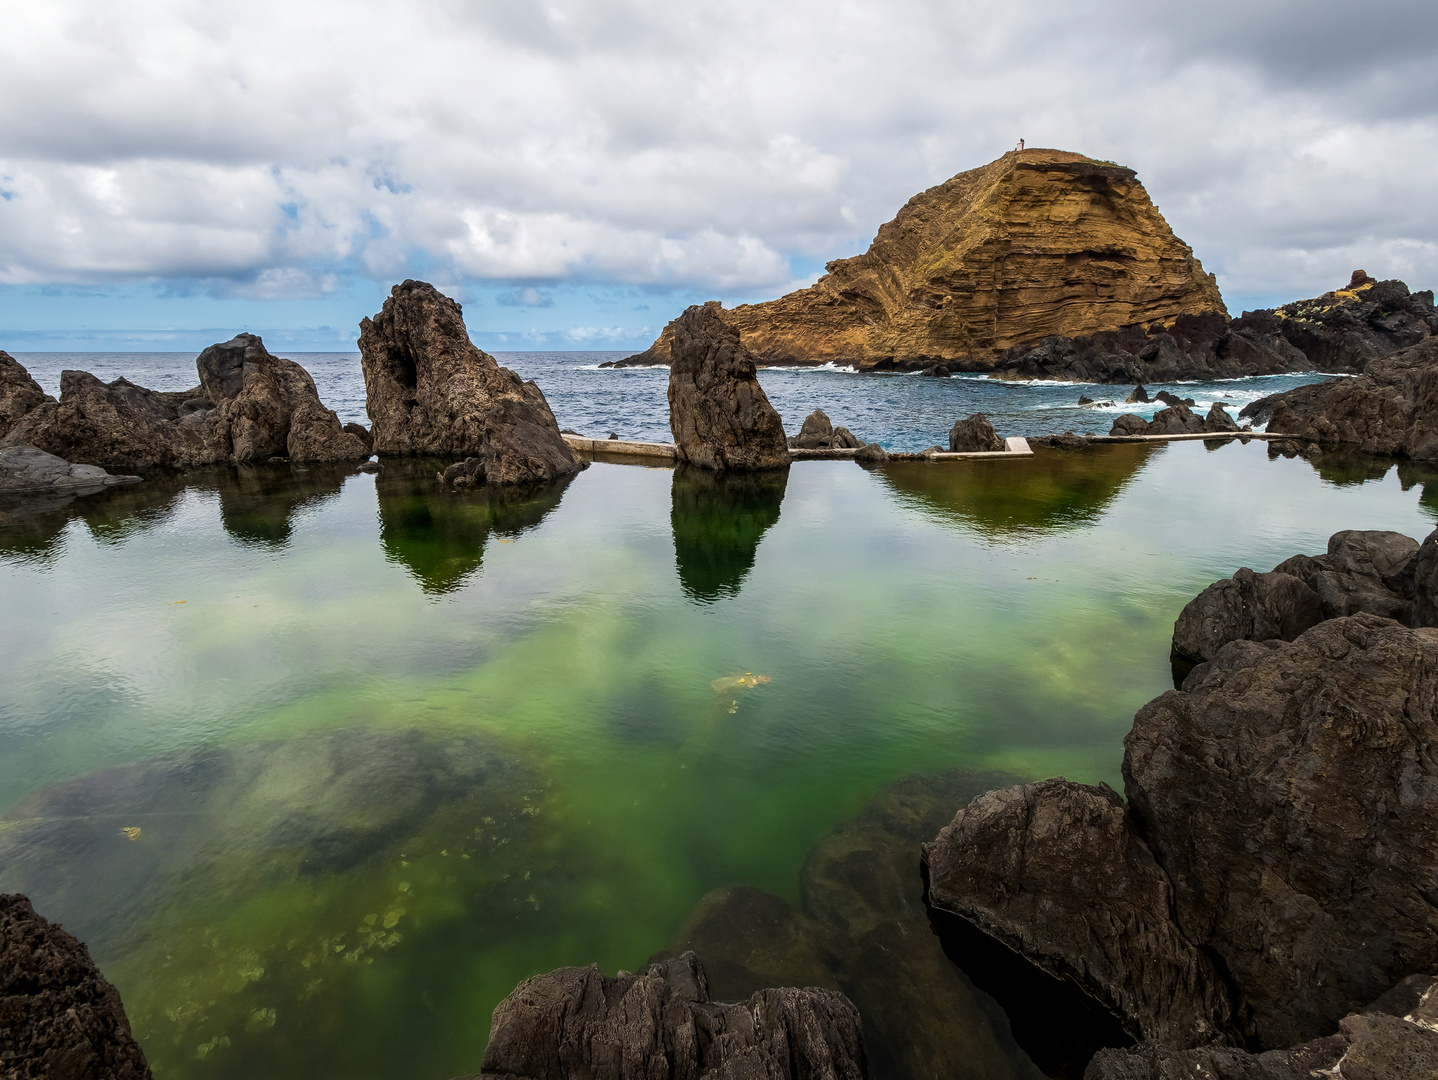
(3, 440, 1436, 1079)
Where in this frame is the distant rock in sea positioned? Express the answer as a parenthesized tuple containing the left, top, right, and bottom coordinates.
(615, 148, 1225, 371)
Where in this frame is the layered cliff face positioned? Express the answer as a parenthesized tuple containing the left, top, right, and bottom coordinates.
(623, 149, 1225, 370)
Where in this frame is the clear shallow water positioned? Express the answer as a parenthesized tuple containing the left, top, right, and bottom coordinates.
(3, 443, 1438, 1079)
(13, 351, 1336, 451)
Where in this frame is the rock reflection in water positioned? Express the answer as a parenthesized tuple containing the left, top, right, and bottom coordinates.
(878, 443, 1159, 537)
(0, 461, 360, 564)
(670, 464, 789, 602)
(661, 769, 1045, 1080)
(375, 459, 575, 594)
(0, 726, 551, 1080)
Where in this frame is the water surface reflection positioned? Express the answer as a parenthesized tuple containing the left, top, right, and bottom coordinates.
(671, 465, 789, 602)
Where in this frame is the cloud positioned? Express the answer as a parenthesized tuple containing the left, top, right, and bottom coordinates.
(0, 0, 1434, 311)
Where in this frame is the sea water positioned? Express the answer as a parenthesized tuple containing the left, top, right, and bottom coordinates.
(0, 354, 1420, 1080)
(12, 351, 1337, 450)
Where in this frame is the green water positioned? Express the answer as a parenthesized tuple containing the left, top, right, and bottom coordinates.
(2, 442, 1437, 1079)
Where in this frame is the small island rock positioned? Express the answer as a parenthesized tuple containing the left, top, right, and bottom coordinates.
(667, 303, 790, 471)
(948, 413, 1005, 452)
(359, 280, 581, 484)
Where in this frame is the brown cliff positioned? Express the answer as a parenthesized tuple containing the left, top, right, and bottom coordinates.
(619, 149, 1224, 371)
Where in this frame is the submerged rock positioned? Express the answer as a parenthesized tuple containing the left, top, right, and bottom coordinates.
(0, 445, 141, 495)
(476, 952, 866, 1080)
(358, 280, 581, 483)
(948, 413, 1005, 452)
(0, 892, 153, 1079)
(0, 336, 366, 471)
(1240, 337, 1438, 459)
(621, 149, 1225, 370)
(666, 303, 790, 471)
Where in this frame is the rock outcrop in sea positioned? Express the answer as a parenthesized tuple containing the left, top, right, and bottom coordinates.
(949, 413, 1006, 452)
(1, 892, 153, 1079)
(0, 337, 368, 471)
(996, 270, 1437, 384)
(666, 302, 790, 471)
(1240, 336, 1438, 459)
(618, 149, 1225, 371)
(359, 280, 582, 484)
(474, 952, 866, 1080)
(924, 530, 1438, 1069)
(790, 409, 863, 450)
(1108, 401, 1240, 437)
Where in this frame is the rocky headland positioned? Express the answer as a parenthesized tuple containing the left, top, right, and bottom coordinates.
(360, 280, 582, 485)
(995, 270, 1436, 384)
(1240, 336, 1438, 459)
(616, 149, 1225, 372)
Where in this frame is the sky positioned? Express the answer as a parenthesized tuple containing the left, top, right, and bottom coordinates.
(1, 0, 1435, 353)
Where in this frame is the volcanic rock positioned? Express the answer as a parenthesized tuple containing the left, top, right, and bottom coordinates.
(667, 303, 790, 470)
(1240, 337, 1438, 458)
(949, 413, 1005, 452)
(923, 779, 1236, 1048)
(1125, 385, 1150, 404)
(0, 336, 366, 471)
(621, 149, 1225, 370)
(1170, 528, 1431, 668)
(0, 352, 49, 440)
(791, 410, 864, 450)
(1030, 431, 1090, 450)
(475, 952, 866, 1080)
(0, 892, 153, 1079)
(0, 445, 141, 496)
(358, 280, 581, 483)
(995, 273, 1437, 384)
(1109, 402, 1237, 437)
(926, 610, 1438, 1056)
(1085, 974, 1438, 1080)
(853, 442, 890, 466)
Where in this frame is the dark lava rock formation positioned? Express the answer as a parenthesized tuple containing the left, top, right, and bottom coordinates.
(0, 445, 141, 495)
(660, 770, 1046, 1080)
(1085, 973, 1438, 1080)
(618, 149, 1225, 370)
(474, 952, 866, 1080)
(925, 538, 1438, 1068)
(0, 892, 153, 1079)
(0, 336, 367, 471)
(949, 413, 1006, 452)
(1241, 337, 1438, 459)
(1171, 527, 1429, 667)
(359, 280, 581, 483)
(997, 270, 1437, 384)
(667, 303, 790, 471)
(790, 409, 862, 451)
(1108, 402, 1239, 437)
